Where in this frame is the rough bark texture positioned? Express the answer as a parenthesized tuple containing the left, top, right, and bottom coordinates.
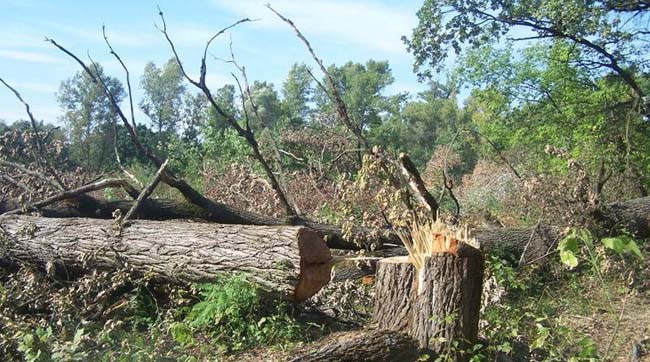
(2, 195, 648, 259)
(594, 197, 650, 238)
(0, 215, 331, 302)
(372, 256, 416, 331)
(475, 225, 559, 263)
(0, 198, 396, 250)
(410, 249, 484, 361)
(290, 329, 420, 362)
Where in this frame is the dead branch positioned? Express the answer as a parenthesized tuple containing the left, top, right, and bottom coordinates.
(0, 159, 63, 192)
(266, 4, 368, 149)
(156, 9, 296, 216)
(122, 159, 169, 225)
(0, 77, 67, 190)
(0, 178, 139, 216)
(398, 153, 439, 217)
(0, 175, 34, 195)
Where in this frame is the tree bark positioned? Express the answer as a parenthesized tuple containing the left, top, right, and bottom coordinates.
(3, 195, 648, 259)
(474, 225, 559, 263)
(0, 198, 397, 250)
(372, 256, 416, 331)
(410, 247, 484, 361)
(289, 329, 420, 362)
(0, 215, 331, 302)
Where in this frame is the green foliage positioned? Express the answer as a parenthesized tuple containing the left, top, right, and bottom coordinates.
(171, 275, 305, 352)
(17, 327, 53, 362)
(315, 60, 396, 131)
(558, 228, 643, 271)
(140, 58, 186, 137)
(405, 0, 649, 94)
(57, 63, 125, 171)
(481, 256, 603, 361)
(282, 63, 314, 127)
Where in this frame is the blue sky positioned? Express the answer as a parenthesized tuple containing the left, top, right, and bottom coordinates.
(0, 0, 435, 126)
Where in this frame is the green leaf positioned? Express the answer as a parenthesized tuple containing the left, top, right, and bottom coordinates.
(559, 236, 579, 254)
(601, 237, 625, 254)
(560, 250, 579, 269)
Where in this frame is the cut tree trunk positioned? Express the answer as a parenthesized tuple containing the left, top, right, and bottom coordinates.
(372, 256, 416, 331)
(2, 195, 648, 259)
(0, 215, 331, 302)
(0, 197, 397, 250)
(289, 329, 420, 362)
(410, 247, 484, 361)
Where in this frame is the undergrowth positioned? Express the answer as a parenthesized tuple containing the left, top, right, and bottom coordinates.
(0, 271, 314, 361)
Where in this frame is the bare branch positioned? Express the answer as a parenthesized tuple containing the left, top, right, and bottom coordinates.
(1, 178, 139, 216)
(0, 77, 67, 190)
(122, 159, 169, 225)
(267, 4, 368, 149)
(102, 25, 137, 132)
(47, 38, 162, 167)
(157, 9, 296, 216)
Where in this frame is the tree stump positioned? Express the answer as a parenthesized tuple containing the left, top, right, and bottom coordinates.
(372, 256, 416, 331)
(410, 244, 484, 361)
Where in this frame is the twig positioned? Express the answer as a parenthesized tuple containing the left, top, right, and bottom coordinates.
(604, 292, 629, 360)
(517, 222, 541, 268)
(102, 26, 137, 132)
(122, 159, 169, 226)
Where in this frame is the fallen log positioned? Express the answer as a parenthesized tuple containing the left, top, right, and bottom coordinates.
(289, 329, 420, 362)
(2, 195, 648, 260)
(0, 215, 331, 302)
(0, 198, 397, 250)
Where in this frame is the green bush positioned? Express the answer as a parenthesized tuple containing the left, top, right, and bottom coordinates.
(170, 275, 305, 352)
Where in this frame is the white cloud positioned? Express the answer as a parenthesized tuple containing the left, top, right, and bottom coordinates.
(211, 0, 416, 54)
(0, 50, 65, 64)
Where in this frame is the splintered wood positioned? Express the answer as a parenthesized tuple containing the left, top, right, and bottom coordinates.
(374, 220, 484, 361)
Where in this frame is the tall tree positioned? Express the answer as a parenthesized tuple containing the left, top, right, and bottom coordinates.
(140, 58, 186, 137)
(245, 81, 282, 130)
(315, 60, 395, 132)
(57, 64, 125, 171)
(404, 0, 649, 99)
(282, 63, 314, 127)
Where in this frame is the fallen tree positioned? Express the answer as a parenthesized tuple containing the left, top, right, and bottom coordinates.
(289, 329, 419, 362)
(0, 215, 332, 302)
(0, 197, 397, 251)
(4, 195, 647, 263)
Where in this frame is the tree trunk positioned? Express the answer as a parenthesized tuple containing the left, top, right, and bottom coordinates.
(372, 256, 416, 331)
(289, 329, 420, 362)
(0, 215, 331, 302)
(410, 247, 484, 361)
(3, 195, 648, 259)
(0, 197, 397, 250)
(474, 225, 559, 263)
